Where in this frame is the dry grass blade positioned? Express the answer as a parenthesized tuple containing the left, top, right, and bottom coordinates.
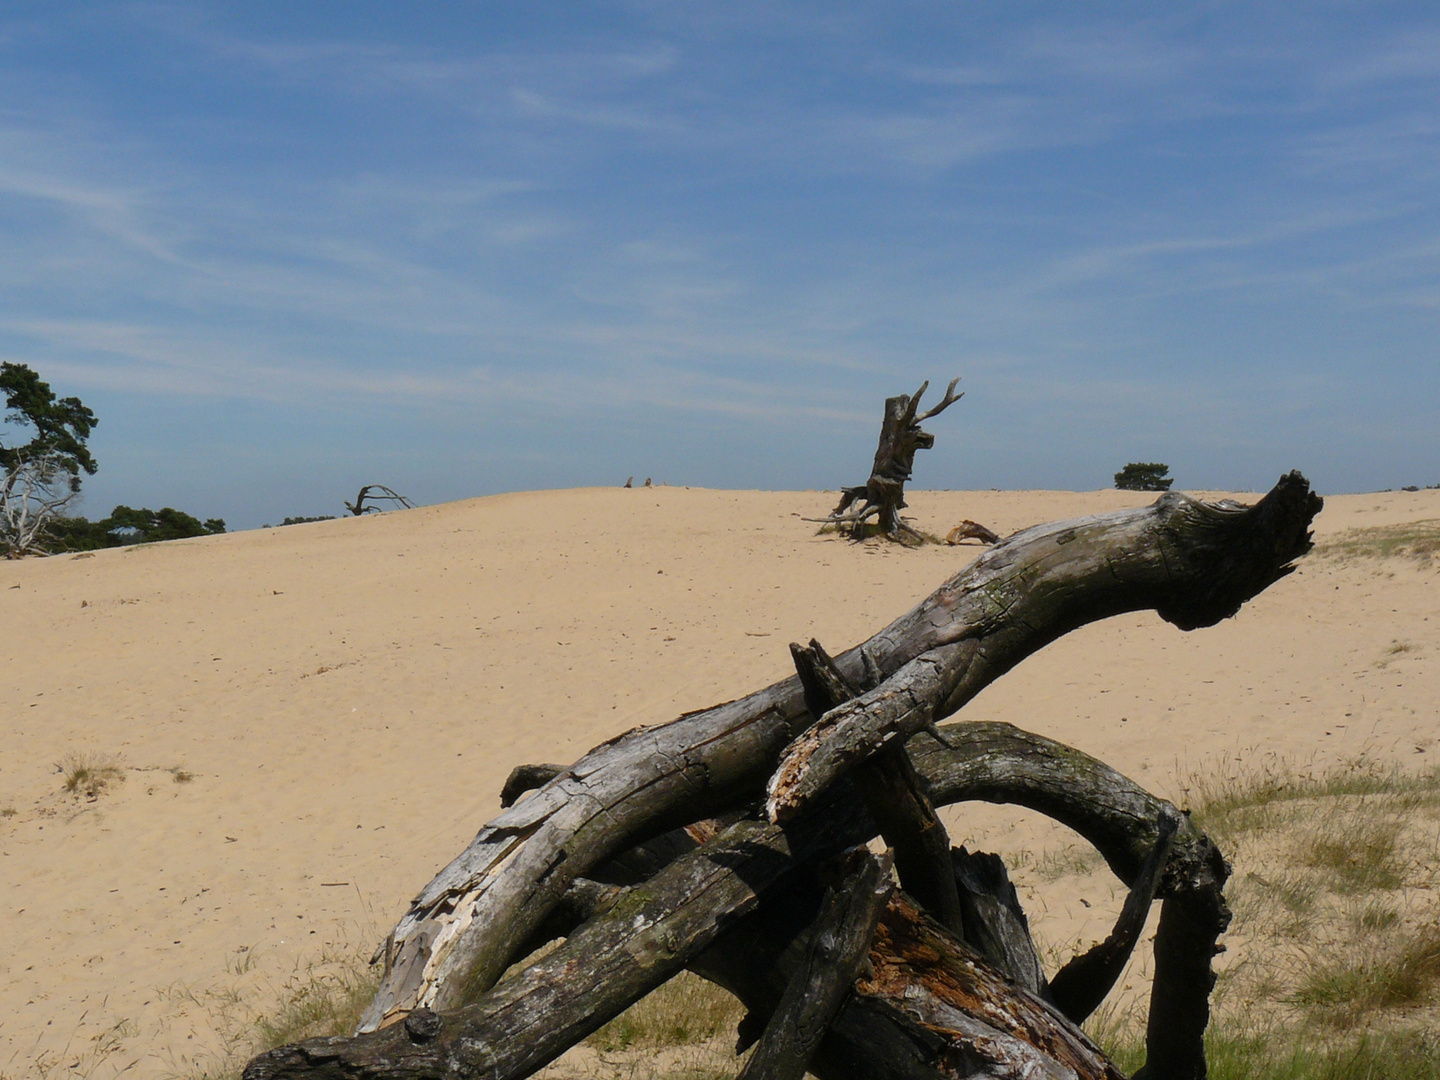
(1289, 925, 1440, 1025)
(57, 751, 125, 799)
(1317, 519, 1440, 565)
(585, 972, 744, 1052)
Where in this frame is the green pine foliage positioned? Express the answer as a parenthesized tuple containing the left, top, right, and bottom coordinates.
(1114, 462, 1173, 491)
(49, 506, 227, 550)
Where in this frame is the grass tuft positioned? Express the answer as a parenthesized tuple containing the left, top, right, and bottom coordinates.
(250, 960, 380, 1053)
(1289, 926, 1440, 1025)
(1094, 1018, 1440, 1079)
(58, 751, 126, 798)
(586, 972, 744, 1052)
(1317, 519, 1440, 565)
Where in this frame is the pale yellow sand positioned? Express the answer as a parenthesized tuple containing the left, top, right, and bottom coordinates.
(1, 486, 1436, 1078)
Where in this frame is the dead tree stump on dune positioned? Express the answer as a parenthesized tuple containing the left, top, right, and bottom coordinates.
(244, 472, 1323, 1080)
(821, 377, 964, 542)
(344, 485, 414, 516)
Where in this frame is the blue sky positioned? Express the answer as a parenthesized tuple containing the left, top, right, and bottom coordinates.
(2, 3, 1437, 527)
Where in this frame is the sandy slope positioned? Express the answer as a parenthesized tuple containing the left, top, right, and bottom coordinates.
(1, 485, 1436, 1078)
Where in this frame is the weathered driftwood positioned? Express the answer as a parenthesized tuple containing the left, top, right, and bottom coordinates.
(735, 848, 893, 1080)
(698, 886, 1125, 1080)
(344, 485, 414, 516)
(767, 472, 1321, 823)
(251, 712, 1231, 1080)
(821, 378, 964, 542)
(356, 473, 1318, 1031)
(946, 520, 1000, 545)
(951, 847, 1050, 999)
(910, 722, 1230, 1080)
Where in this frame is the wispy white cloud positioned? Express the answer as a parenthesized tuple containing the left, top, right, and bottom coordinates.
(0, 3, 1436, 516)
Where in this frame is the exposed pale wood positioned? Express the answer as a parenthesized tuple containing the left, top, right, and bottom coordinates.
(945, 520, 1000, 545)
(1049, 810, 1179, 1023)
(735, 849, 893, 1080)
(359, 475, 1313, 1032)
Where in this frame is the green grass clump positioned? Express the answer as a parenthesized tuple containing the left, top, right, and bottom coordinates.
(1096, 1021, 1440, 1079)
(250, 960, 380, 1054)
(587, 972, 743, 1052)
(1185, 754, 1440, 848)
(1290, 926, 1440, 1025)
(1298, 813, 1407, 894)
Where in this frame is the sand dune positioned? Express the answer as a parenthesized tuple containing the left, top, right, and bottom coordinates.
(2, 485, 1436, 1078)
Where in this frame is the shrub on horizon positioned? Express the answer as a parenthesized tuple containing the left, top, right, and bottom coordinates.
(1114, 462, 1173, 492)
(49, 505, 225, 550)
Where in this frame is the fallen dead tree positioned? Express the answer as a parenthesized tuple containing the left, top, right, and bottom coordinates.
(344, 485, 414, 516)
(245, 472, 1322, 1080)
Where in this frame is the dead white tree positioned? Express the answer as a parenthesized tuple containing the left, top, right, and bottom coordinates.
(1, 449, 80, 557)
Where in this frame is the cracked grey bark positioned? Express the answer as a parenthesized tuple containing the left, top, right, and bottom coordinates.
(791, 638, 967, 937)
(358, 473, 1318, 1032)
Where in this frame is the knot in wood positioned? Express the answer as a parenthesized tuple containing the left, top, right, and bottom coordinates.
(404, 1007, 444, 1043)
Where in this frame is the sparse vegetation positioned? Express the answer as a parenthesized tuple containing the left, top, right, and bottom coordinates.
(1095, 1020, 1440, 1079)
(586, 972, 743, 1052)
(177, 754, 1437, 1080)
(58, 751, 126, 798)
(1290, 926, 1440, 1024)
(1074, 754, 1440, 1072)
(249, 959, 380, 1053)
(1317, 518, 1440, 565)
(174, 945, 382, 1080)
(171, 767, 195, 783)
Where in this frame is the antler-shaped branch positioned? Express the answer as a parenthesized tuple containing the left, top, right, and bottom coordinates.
(915, 377, 962, 423)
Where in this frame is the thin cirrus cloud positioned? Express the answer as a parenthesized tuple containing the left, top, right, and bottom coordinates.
(0, 4, 1437, 526)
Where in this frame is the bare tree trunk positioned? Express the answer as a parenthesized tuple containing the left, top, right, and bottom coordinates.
(821, 378, 964, 542)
